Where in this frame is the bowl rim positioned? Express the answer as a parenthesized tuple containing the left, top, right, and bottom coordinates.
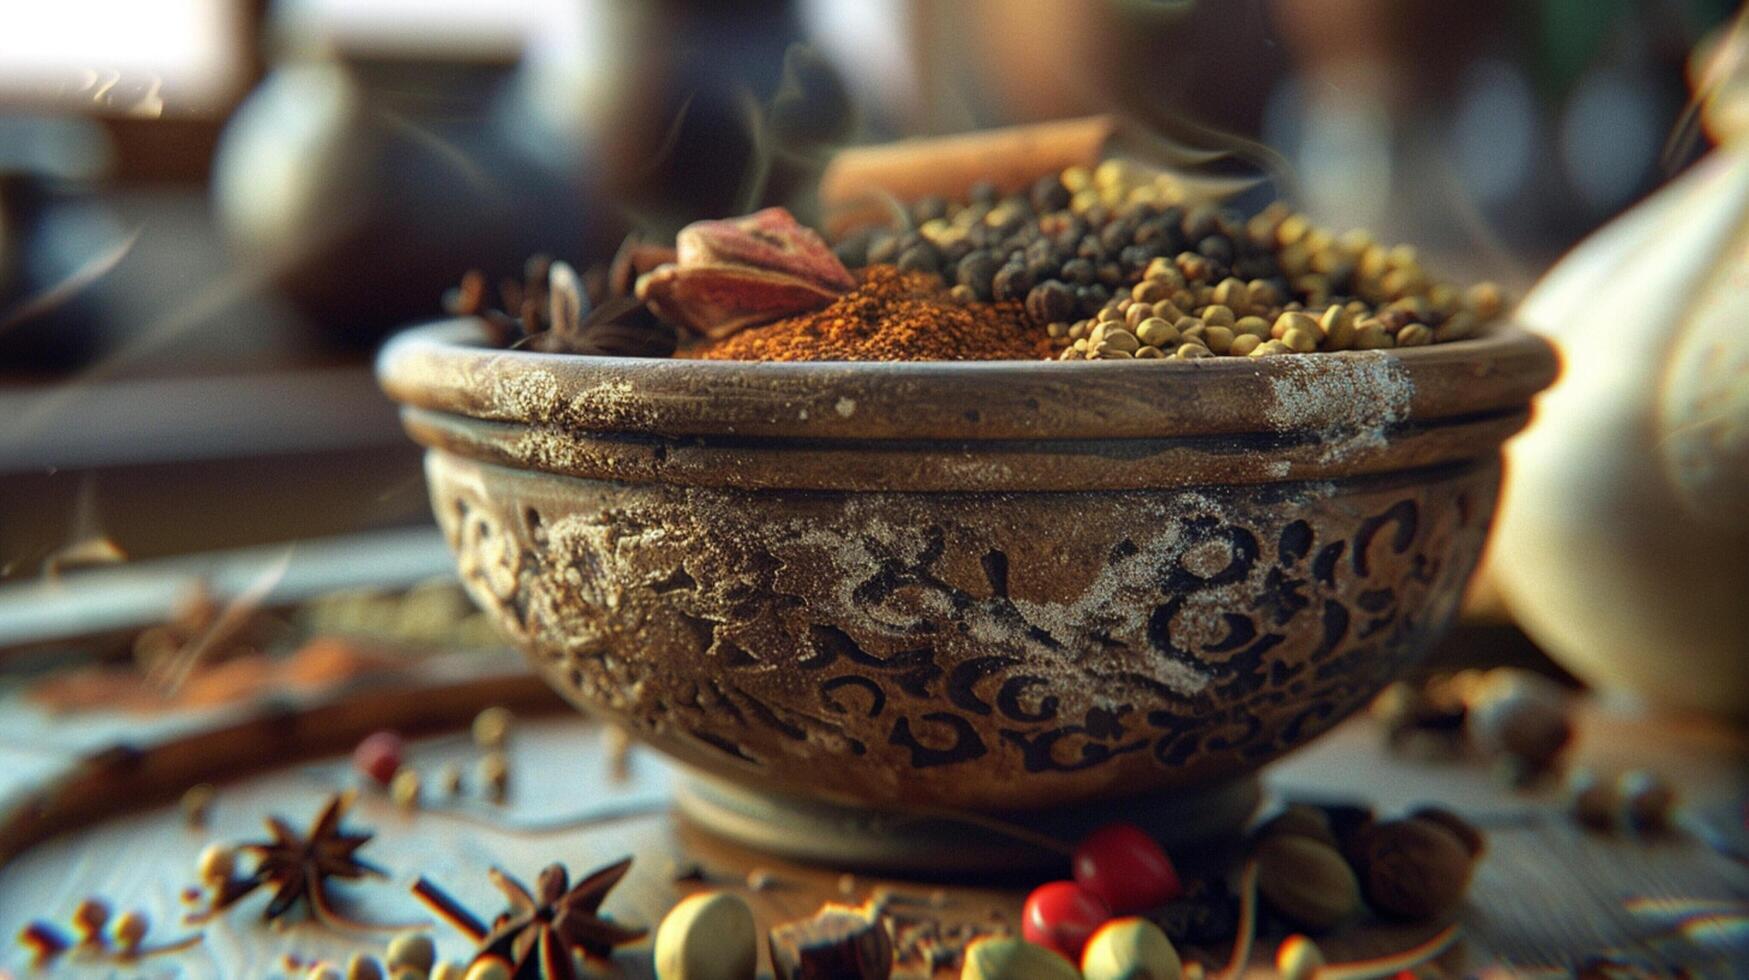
(378, 317, 1558, 441)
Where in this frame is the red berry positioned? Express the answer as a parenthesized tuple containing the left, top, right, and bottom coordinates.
(1072, 822, 1183, 912)
(1022, 880, 1111, 961)
(353, 730, 404, 786)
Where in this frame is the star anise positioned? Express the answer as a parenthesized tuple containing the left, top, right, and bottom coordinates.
(413, 858, 645, 980)
(193, 791, 385, 927)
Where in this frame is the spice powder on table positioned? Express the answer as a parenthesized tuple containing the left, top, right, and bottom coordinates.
(682, 266, 1052, 362)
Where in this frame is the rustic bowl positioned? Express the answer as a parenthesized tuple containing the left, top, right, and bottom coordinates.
(378, 321, 1555, 822)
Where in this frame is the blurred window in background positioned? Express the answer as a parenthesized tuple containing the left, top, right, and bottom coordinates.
(0, 1, 250, 118)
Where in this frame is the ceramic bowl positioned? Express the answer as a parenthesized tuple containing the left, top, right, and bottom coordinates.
(378, 321, 1555, 812)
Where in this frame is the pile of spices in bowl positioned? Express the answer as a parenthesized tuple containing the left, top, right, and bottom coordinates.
(448, 158, 1506, 362)
(681, 266, 1050, 362)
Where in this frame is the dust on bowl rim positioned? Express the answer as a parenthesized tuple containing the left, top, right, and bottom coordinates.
(377, 317, 1558, 493)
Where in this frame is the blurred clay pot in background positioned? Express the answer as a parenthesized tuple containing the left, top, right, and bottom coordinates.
(1487, 22, 1749, 718)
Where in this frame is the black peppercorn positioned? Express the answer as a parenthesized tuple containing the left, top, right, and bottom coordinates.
(1097, 261, 1125, 287)
(992, 263, 1032, 301)
(1030, 174, 1071, 213)
(1197, 235, 1235, 265)
(1025, 280, 1076, 323)
(833, 233, 871, 269)
(911, 195, 949, 224)
(867, 234, 902, 265)
(1061, 257, 1096, 286)
(969, 180, 1000, 206)
(1118, 245, 1154, 271)
(1100, 221, 1132, 254)
(956, 251, 1000, 299)
(897, 242, 941, 275)
(1183, 205, 1221, 242)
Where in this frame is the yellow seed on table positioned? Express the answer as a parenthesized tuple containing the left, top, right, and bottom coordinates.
(1434, 312, 1479, 343)
(386, 934, 437, 973)
(1397, 323, 1434, 347)
(463, 959, 512, 980)
(1272, 311, 1317, 340)
(1354, 321, 1394, 349)
(1228, 334, 1263, 356)
(472, 706, 514, 749)
(1318, 305, 1356, 350)
(181, 783, 215, 828)
(655, 891, 758, 980)
(112, 910, 148, 954)
(1203, 326, 1235, 354)
(198, 843, 236, 885)
(1081, 917, 1182, 980)
(962, 936, 1081, 980)
(1151, 299, 1185, 322)
(346, 953, 385, 980)
(1234, 316, 1271, 339)
(1250, 339, 1293, 357)
(480, 752, 510, 802)
(1281, 325, 1319, 353)
(1136, 346, 1166, 359)
(390, 768, 421, 810)
(1136, 318, 1179, 348)
(1175, 343, 1212, 360)
(1276, 935, 1326, 980)
(1200, 304, 1235, 327)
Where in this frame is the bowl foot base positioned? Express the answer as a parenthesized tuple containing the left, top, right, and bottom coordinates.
(674, 773, 1261, 874)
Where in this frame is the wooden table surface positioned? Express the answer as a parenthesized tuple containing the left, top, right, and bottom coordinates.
(1, 675, 1745, 978)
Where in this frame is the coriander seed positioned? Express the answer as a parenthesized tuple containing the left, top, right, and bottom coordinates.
(1229, 334, 1262, 356)
(1397, 323, 1434, 347)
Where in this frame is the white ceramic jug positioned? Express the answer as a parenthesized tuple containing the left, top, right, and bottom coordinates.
(1489, 21, 1749, 718)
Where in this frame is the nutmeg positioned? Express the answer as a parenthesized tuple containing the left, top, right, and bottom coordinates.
(1465, 669, 1572, 769)
(655, 891, 757, 980)
(1360, 818, 1475, 920)
(1408, 806, 1486, 858)
(1255, 804, 1336, 847)
(1252, 835, 1360, 932)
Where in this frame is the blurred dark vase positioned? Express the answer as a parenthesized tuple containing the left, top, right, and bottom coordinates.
(0, 174, 118, 372)
(213, 51, 598, 350)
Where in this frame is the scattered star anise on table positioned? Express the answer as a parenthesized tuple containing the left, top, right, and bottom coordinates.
(191, 791, 389, 929)
(413, 858, 645, 979)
